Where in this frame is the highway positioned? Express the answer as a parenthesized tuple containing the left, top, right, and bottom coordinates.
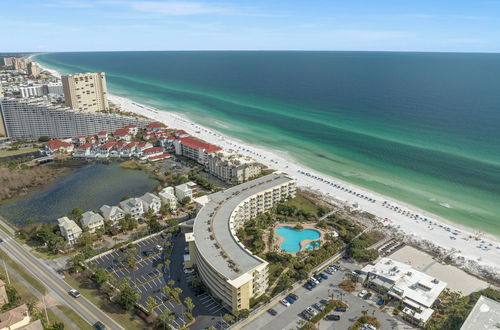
(0, 229, 124, 330)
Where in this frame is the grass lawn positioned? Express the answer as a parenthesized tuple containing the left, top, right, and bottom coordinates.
(64, 273, 147, 330)
(56, 305, 94, 330)
(283, 191, 322, 215)
(0, 147, 38, 158)
(0, 250, 47, 294)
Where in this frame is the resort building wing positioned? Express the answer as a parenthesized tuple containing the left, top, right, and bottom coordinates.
(187, 172, 296, 312)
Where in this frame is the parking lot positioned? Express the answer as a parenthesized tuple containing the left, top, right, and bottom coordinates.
(242, 260, 412, 330)
(169, 233, 232, 330)
(88, 232, 188, 328)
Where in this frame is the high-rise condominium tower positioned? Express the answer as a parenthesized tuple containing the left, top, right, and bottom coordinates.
(62, 72, 109, 112)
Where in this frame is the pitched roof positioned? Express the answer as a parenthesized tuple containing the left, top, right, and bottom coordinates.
(148, 153, 171, 161)
(146, 122, 163, 129)
(97, 130, 107, 135)
(77, 142, 94, 149)
(178, 136, 221, 153)
(143, 147, 164, 154)
(114, 128, 130, 136)
(0, 304, 29, 329)
(44, 139, 72, 150)
(81, 211, 104, 227)
(99, 142, 116, 149)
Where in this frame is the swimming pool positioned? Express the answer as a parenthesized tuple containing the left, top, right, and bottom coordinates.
(276, 226, 321, 253)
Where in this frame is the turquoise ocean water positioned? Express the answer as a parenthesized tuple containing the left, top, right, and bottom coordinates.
(35, 51, 500, 236)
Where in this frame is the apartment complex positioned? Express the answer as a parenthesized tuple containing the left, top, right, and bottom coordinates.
(187, 173, 296, 312)
(173, 136, 221, 165)
(27, 61, 40, 77)
(20, 82, 64, 98)
(0, 98, 150, 139)
(207, 149, 262, 183)
(62, 72, 109, 112)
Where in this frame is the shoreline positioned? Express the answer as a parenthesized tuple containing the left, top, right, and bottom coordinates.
(35, 59, 500, 277)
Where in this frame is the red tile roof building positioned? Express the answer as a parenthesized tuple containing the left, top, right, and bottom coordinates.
(43, 139, 74, 153)
(173, 136, 221, 165)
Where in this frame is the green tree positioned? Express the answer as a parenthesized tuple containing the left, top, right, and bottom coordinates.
(93, 268, 109, 287)
(38, 136, 50, 142)
(223, 313, 235, 324)
(145, 296, 158, 312)
(184, 296, 195, 314)
(116, 284, 139, 310)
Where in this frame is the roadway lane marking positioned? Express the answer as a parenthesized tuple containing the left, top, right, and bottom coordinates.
(0, 235, 123, 330)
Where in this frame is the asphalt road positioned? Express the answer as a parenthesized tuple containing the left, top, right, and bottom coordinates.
(0, 230, 124, 330)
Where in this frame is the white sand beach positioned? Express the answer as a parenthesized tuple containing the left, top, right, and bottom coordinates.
(41, 64, 500, 280)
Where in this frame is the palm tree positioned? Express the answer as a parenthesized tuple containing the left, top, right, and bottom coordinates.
(184, 296, 195, 314)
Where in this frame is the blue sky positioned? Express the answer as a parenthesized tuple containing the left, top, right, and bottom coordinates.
(1, 0, 500, 52)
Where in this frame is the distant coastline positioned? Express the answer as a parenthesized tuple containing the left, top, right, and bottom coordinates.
(33, 53, 500, 277)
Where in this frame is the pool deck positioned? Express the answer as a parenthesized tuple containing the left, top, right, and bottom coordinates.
(273, 223, 326, 253)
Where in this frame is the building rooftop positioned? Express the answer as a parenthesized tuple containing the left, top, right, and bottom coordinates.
(178, 136, 221, 153)
(0, 304, 28, 329)
(57, 216, 81, 233)
(193, 172, 294, 280)
(362, 257, 447, 308)
(461, 296, 500, 330)
(100, 205, 124, 219)
(81, 211, 104, 227)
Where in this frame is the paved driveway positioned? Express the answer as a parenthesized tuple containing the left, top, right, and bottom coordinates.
(241, 261, 413, 330)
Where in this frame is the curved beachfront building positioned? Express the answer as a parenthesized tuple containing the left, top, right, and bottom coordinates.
(186, 172, 296, 312)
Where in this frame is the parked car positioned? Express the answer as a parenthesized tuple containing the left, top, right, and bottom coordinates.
(313, 274, 323, 282)
(307, 280, 317, 287)
(304, 283, 313, 291)
(68, 289, 81, 298)
(306, 307, 318, 316)
(319, 273, 328, 280)
(313, 303, 325, 311)
(325, 314, 341, 321)
(309, 276, 320, 285)
(335, 306, 347, 312)
(142, 250, 152, 256)
(358, 290, 368, 298)
(289, 293, 299, 301)
(285, 296, 295, 304)
(320, 299, 331, 306)
(364, 293, 373, 300)
(302, 311, 313, 321)
(93, 321, 106, 330)
(267, 308, 277, 316)
(280, 298, 290, 307)
(183, 268, 195, 275)
(155, 245, 163, 251)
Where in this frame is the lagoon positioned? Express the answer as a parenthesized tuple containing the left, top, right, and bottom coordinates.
(0, 162, 158, 226)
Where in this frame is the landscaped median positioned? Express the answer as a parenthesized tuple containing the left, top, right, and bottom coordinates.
(301, 299, 348, 330)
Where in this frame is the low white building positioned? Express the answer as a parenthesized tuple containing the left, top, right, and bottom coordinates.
(175, 183, 192, 201)
(80, 211, 105, 233)
(159, 187, 177, 210)
(361, 258, 447, 326)
(73, 143, 94, 158)
(100, 205, 125, 225)
(57, 216, 82, 246)
(119, 198, 144, 220)
(139, 192, 162, 214)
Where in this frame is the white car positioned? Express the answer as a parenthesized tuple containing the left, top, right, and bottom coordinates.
(309, 276, 320, 285)
(280, 298, 291, 307)
(183, 268, 195, 275)
(358, 290, 368, 298)
(68, 289, 81, 298)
